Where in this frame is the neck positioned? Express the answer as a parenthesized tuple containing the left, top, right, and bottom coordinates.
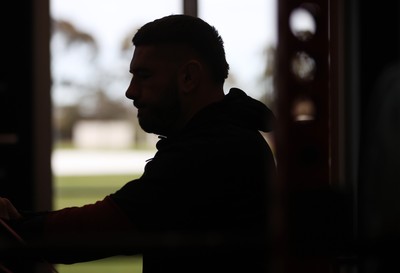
(175, 86, 224, 133)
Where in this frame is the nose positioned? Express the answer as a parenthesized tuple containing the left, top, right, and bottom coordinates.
(125, 78, 137, 100)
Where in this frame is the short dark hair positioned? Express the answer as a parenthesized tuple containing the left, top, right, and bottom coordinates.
(132, 14, 230, 85)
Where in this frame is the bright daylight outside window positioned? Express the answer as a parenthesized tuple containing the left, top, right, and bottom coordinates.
(50, 0, 276, 272)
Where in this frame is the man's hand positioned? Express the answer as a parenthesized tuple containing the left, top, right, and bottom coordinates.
(0, 197, 21, 220)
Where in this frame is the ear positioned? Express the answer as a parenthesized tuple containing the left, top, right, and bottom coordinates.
(178, 60, 202, 93)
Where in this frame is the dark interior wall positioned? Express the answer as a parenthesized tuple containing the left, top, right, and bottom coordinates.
(355, 1, 400, 268)
(358, 1, 400, 110)
(0, 1, 35, 210)
(356, 1, 400, 233)
(338, 1, 400, 271)
(32, 0, 52, 212)
(0, 1, 51, 212)
(275, 0, 400, 272)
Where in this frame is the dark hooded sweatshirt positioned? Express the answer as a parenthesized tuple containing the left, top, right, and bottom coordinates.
(10, 88, 277, 273)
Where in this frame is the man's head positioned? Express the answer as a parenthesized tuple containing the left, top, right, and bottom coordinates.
(132, 14, 229, 85)
(125, 15, 229, 136)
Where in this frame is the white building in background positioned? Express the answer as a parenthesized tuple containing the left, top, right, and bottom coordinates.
(73, 120, 134, 149)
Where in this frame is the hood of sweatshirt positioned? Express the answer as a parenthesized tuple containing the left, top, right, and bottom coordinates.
(220, 88, 276, 132)
(186, 88, 276, 133)
(156, 88, 276, 149)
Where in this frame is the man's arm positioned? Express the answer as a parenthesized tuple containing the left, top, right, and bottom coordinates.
(0, 197, 21, 220)
(2, 195, 137, 264)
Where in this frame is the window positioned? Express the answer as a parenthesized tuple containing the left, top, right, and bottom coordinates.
(50, 1, 276, 272)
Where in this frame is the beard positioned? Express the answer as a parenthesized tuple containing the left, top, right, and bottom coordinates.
(137, 82, 182, 136)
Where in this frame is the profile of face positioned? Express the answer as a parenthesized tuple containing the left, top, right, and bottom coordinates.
(125, 45, 182, 136)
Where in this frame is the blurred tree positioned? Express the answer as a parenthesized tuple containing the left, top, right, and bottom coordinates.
(51, 20, 136, 145)
(79, 89, 130, 120)
(51, 19, 98, 55)
(53, 104, 80, 141)
(259, 44, 276, 113)
(51, 19, 98, 143)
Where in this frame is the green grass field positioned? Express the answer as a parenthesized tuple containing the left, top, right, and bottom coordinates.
(53, 174, 143, 273)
